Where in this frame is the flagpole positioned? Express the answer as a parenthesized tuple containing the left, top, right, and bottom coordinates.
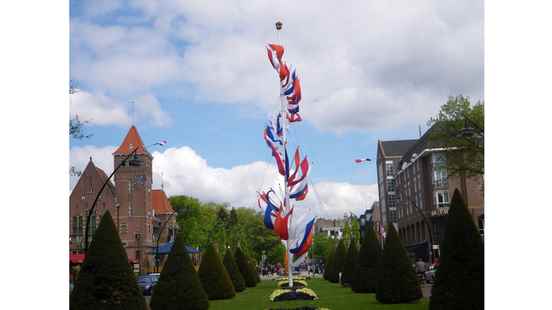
(275, 20, 294, 290)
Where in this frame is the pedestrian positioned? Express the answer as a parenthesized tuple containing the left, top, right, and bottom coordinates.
(415, 257, 427, 277)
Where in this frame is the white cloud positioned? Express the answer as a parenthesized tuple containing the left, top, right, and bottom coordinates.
(70, 91, 130, 126)
(135, 94, 172, 127)
(70, 90, 171, 127)
(72, 0, 483, 133)
(70, 144, 377, 219)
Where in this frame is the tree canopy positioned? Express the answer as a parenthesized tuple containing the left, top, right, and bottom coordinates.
(428, 95, 484, 177)
(169, 195, 283, 265)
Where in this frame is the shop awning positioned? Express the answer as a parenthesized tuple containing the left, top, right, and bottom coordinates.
(71, 254, 139, 264)
(70, 253, 85, 264)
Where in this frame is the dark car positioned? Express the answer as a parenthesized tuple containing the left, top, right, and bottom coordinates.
(137, 275, 158, 296)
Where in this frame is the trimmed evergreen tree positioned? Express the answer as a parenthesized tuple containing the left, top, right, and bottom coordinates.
(352, 227, 381, 293)
(198, 244, 236, 300)
(341, 239, 358, 286)
(235, 247, 257, 287)
(223, 249, 246, 292)
(323, 246, 335, 281)
(429, 189, 484, 310)
(376, 224, 422, 303)
(70, 211, 146, 310)
(333, 239, 347, 283)
(150, 233, 209, 310)
(250, 259, 260, 283)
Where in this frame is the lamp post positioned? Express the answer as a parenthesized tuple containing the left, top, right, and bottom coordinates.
(84, 146, 142, 254)
(411, 199, 435, 264)
(154, 211, 178, 273)
(84, 141, 166, 255)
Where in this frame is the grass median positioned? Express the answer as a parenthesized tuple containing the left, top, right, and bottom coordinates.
(209, 278, 429, 310)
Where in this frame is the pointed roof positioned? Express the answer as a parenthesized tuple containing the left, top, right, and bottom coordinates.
(71, 158, 115, 198)
(113, 126, 149, 155)
(152, 189, 174, 215)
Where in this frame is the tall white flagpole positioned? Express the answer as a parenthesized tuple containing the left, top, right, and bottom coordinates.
(275, 20, 294, 289)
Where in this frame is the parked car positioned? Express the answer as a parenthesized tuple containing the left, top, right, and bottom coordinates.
(137, 275, 158, 296)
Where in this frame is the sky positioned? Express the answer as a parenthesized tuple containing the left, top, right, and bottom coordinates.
(69, 0, 483, 219)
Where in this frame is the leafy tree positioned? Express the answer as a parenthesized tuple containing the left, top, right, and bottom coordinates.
(223, 249, 246, 292)
(235, 247, 257, 287)
(150, 233, 209, 310)
(169, 195, 285, 266)
(341, 239, 358, 286)
(323, 246, 337, 282)
(311, 234, 336, 261)
(70, 211, 146, 310)
(266, 242, 286, 265)
(429, 189, 484, 310)
(333, 239, 347, 283)
(376, 224, 422, 303)
(352, 227, 381, 293)
(428, 95, 484, 177)
(198, 244, 236, 300)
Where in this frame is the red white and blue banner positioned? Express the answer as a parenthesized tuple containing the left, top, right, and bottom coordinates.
(262, 40, 315, 263)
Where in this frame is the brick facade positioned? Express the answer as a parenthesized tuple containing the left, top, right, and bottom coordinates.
(70, 126, 176, 274)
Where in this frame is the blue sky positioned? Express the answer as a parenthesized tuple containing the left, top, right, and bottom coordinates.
(69, 0, 483, 218)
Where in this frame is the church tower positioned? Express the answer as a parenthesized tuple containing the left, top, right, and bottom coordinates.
(113, 126, 154, 273)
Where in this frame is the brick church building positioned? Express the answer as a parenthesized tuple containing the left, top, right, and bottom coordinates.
(70, 126, 177, 274)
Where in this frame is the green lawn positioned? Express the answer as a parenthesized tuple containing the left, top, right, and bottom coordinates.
(209, 278, 429, 310)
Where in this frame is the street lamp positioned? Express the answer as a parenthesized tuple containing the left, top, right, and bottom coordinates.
(154, 211, 178, 273)
(410, 200, 435, 264)
(84, 141, 166, 255)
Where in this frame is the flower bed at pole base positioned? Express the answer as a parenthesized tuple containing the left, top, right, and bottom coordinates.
(269, 288, 319, 301)
(277, 279, 308, 289)
(274, 276, 309, 281)
(266, 307, 330, 310)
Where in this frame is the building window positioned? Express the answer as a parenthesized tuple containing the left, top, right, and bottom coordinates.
(89, 211, 96, 237)
(72, 216, 79, 236)
(385, 160, 394, 177)
(387, 179, 396, 193)
(435, 190, 450, 208)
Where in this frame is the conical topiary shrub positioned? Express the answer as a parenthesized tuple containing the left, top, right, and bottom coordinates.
(235, 247, 257, 287)
(430, 189, 484, 310)
(323, 246, 336, 282)
(198, 244, 236, 300)
(223, 249, 246, 292)
(70, 211, 146, 310)
(352, 227, 381, 293)
(376, 224, 422, 303)
(150, 234, 209, 310)
(333, 239, 347, 284)
(341, 239, 358, 286)
(250, 259, 260, 283)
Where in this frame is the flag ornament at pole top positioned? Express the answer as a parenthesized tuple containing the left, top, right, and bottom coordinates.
(275, 21, 283, 31)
